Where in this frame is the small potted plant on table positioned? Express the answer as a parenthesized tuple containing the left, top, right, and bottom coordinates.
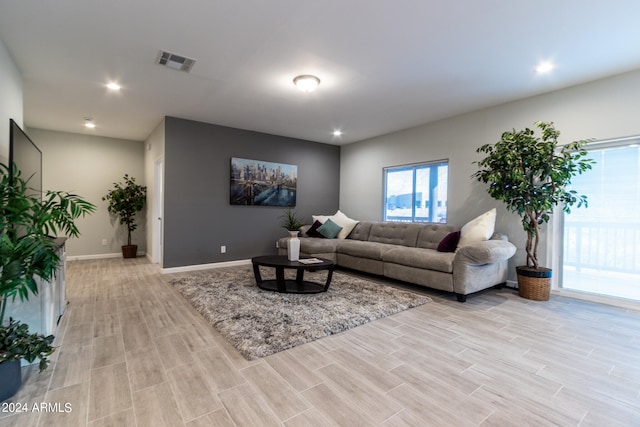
(473, 121, 594, 300)
(280, 208, 304, 261)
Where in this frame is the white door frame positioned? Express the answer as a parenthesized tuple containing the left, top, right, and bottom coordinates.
(153, 158, 163, 265)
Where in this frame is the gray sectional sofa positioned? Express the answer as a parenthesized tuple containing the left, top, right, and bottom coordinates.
(277, 221, 516, 302)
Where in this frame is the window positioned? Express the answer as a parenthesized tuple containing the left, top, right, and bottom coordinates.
(383, 160, 448, 223)
(562, 139, 640, 300)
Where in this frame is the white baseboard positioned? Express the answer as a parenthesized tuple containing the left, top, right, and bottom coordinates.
(506, 279, 518, 289)
(67, 252, 121, 261)
(67, 251, 146, 261)
(161, 259, 252, 274)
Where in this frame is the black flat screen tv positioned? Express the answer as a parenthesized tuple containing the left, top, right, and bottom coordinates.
(9, 119, 42, 200)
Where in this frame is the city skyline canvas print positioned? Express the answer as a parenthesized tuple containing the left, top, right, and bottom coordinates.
(230, 157, 297, 206)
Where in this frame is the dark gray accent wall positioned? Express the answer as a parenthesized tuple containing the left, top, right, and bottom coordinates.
(164, 116, 340, 268)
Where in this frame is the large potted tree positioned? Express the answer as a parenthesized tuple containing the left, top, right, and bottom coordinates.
(103, 174, 147, 258)
(1, 163, 95, 401)
(473, 121, 594, 300)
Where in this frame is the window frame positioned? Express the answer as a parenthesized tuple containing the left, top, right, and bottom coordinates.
(557, 136, 640, 299)
(383, 159, 449, 223)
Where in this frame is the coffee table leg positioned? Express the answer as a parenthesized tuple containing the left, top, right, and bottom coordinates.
(275, 267, 286, 292)
(252, 262, 262, 285)
(295, 269, 304, 284)
(323, 266, 334, 291)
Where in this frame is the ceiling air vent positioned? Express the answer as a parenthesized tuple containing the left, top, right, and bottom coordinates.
(157, 50, 196, 72)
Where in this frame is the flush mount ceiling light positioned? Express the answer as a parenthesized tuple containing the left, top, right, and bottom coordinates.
(106, 82, 121, 91)
(293, 74, 320, 93)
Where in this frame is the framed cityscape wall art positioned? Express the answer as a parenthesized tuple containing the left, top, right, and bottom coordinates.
(230, 157, 297, 206)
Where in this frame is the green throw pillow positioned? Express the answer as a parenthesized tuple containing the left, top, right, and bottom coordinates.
(317, 218, 343, 239)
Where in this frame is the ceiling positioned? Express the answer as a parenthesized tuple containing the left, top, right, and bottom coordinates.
(1, 1, 640, 145)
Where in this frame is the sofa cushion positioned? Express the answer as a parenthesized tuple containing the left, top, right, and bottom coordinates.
(368, 222, 421, 247)
(383, 247, 455, 273)
(298, 237, 342, 254)
(336, 240, 393, 261)
(437, 231, 461, 252)
(312, 214, 331, 224)
(317, 218, 342, 238)
(416, 223, 458, 249)
(331, 210, 360, 239)
(299, 224, 313, 237)
(306, 220, 325, 238)
(458, 208, 496, 248)
(347, 221, 373, 241)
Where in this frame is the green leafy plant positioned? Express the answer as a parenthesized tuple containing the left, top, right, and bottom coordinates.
(0, 318, 54, 371)
(473, 121, 594, 270)
(1, 163, 95, 369)
(280, 208, 304, 231)
(102, 174, 146, 246)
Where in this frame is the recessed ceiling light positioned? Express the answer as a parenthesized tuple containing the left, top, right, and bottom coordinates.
(106, 82, 121, 91)
(333, 130, 342, 137)
(535, 61, 555, 73)
(293, 75, 320, 93)
(84, 117, 95, 128)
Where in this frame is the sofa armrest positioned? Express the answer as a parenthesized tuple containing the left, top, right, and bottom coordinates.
(454, 240, 516, 266)
(452, 239, 516, 298)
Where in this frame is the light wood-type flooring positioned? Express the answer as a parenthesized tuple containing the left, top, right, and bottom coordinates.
(1, 257, 640, 426)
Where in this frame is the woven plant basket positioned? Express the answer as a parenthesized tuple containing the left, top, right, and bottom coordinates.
(516, 266, 552, 301)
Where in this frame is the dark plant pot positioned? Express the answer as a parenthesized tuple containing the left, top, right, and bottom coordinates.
(121, 245, 137, 258)
(0, 360, 22, 402)
(516, 266, 552, 301)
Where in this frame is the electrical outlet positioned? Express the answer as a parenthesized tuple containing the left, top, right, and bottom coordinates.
(221, 245, 226, 253)
(101, 239, 108, 246)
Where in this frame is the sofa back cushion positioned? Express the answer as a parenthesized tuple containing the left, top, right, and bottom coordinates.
(368, 222, 422, 247)
(347, 221, 374, 241)
(416, 223, 459, 250)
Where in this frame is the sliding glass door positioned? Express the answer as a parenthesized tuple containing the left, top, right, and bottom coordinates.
(562, 139, 640, 300)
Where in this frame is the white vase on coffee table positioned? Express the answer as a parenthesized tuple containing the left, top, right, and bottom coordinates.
(287, 230, 300, 261)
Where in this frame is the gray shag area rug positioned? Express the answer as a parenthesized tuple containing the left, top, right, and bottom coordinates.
(169, 266, 431, 360)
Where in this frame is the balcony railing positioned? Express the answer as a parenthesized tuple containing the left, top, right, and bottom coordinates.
(563, 219, 640, 274)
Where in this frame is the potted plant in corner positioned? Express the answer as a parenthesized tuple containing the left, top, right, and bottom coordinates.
(473, 121, 594, 300)
(280, 208, 304, 261)
(0, 319, 54, 401)
(1, 163, 95, 401)
(103, 174, 147, 258)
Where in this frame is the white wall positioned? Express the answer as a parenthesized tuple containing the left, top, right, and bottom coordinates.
(27, 128, 145, 257)
(0, 39, 23, 162)
(340, 69, 640, 280)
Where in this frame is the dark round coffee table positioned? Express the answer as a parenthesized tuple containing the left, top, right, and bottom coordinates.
(251, 255, 335, 294)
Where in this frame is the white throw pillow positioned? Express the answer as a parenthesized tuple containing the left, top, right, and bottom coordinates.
(312, 214, 331, 224)
(457, 208, 496, 248)
(330, 210, 360, 239)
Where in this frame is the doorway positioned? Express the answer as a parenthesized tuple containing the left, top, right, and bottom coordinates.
(562, 139, 640, 300)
